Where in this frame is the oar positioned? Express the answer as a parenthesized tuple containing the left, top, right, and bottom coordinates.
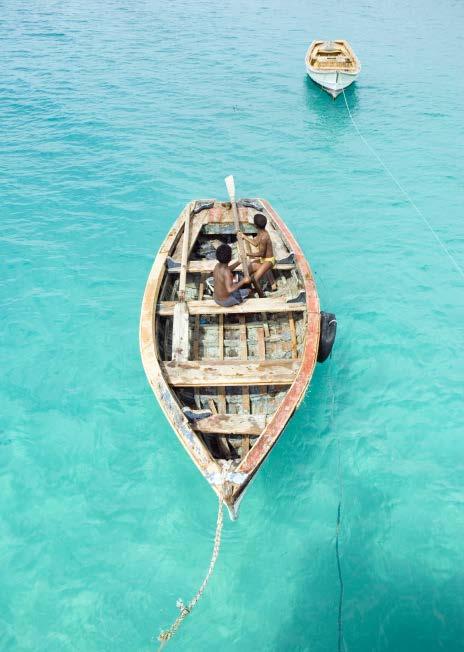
(224, 175, 264, 298)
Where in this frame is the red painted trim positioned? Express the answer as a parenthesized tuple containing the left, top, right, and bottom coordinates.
(236, 200, 320, 483)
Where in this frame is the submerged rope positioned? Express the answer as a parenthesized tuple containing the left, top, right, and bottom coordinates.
(157, 496, 224, 648)
(342, 89, 464, 281)
(335, 499, 344, 652)
(327, 354, 345, 652)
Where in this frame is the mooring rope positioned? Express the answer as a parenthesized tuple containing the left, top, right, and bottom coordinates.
(342, 89, 464, 281)
(335, 498, 344, 652)
(157, 495, 224, 649)
(327, 353, 345, 652)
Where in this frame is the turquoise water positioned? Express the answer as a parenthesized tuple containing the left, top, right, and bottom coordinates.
(2, 0, 464, 649)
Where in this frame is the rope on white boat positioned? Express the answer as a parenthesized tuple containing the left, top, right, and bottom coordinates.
(342, 89, 464, 282)
(157, 494, 225, 649)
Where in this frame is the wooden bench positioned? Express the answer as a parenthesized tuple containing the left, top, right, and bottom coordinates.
(157, 297, 306, 317)
(192, 414, 267, 435)
(161, 359, 300, 387)
(167, 260, 295, 274)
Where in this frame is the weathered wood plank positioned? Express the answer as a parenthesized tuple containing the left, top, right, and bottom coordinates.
(256, 326, 268, 405)
(206, 390, 230, 456)
(203, 223, 257, 235)
(218, 314, 224, 360)
(193, 275, 205, 361)
(288, 312, 298, 359)
(178, 210, 191, 300)
(257, 326, 266, 359)
(161, 359, 300, 387)
(167, 260, 294, 274)
(193, 275, 205, 407)
(239, 315, 250, 455)
(192, 414, 266, 435)
(172, 207, 192, 361)
(172, 214, 206, 262)
(171, 302, 190, 362)
(157, 297, 306, 317)
(211, 204, 222, 223)
(216, 313, 230, 457)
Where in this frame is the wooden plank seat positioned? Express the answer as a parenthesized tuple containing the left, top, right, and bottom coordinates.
(192, 414, 267, 435)
(157, 297, 306, 317)
(161, 359, 300, 387)
(315, 60, 354, 68)
(167, 259, 295, 274)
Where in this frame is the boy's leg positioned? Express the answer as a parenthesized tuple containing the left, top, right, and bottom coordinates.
(251, 261, 273, 283)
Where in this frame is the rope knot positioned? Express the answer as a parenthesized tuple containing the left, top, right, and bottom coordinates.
(176, 599, 191, 617)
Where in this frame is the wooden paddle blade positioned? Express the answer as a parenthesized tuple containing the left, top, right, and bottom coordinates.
(225, 175, 235, 201)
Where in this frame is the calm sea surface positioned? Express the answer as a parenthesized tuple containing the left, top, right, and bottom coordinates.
(1, 0, 464, 650)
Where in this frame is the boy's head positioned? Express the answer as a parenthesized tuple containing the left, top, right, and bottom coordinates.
(254, 213, 267, 230)
(216, 243, 232, 264)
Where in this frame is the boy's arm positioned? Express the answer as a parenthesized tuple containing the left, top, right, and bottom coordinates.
(238, 232, 262, 257)
(225, 271, 251, 293)
(238, 232, 259, 247)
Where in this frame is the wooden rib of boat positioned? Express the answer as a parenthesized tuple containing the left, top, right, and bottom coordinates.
(306, 39, 361, 98)
(139, 198, 320, 518)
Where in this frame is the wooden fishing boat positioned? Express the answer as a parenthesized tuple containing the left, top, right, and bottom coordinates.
(306, 39, 361, 98)
(140, 195, 333, 519)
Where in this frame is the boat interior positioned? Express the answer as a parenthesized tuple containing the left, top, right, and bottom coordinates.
(155, 200, 308, 465)
(308, 40, 358, 70)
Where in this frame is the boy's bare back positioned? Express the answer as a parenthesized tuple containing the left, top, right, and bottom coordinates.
(213, 263, 234, 301)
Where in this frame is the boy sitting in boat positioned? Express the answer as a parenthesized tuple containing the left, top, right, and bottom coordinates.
(213, 244, 251, 307)
(238, 213, 275, 284)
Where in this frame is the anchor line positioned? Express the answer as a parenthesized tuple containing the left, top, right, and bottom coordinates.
(342, 89, 464, 282)
(157, 494, 224, 648)
(335, 501, 344, 652)
(327, 353, 345, 652)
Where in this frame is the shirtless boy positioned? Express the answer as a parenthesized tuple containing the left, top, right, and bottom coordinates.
(238, 213, 275, 283)
(213, 244, 251, 307)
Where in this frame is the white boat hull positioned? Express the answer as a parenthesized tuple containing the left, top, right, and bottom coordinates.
(306, 67, 358, 98)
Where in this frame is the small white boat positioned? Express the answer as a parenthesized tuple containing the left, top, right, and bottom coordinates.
(305, 40, 361, 98)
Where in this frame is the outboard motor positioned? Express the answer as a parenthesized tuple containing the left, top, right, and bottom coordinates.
(317, 311, 337, 362)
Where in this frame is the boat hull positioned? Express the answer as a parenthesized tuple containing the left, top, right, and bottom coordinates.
(139, 199, 320, 517)
(306, 67, 358, 98)
(305, 39, 361, 98)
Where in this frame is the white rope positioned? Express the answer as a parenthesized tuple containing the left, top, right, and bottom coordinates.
(342, 89, 464, 281)
(157, 495, 224, 648)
